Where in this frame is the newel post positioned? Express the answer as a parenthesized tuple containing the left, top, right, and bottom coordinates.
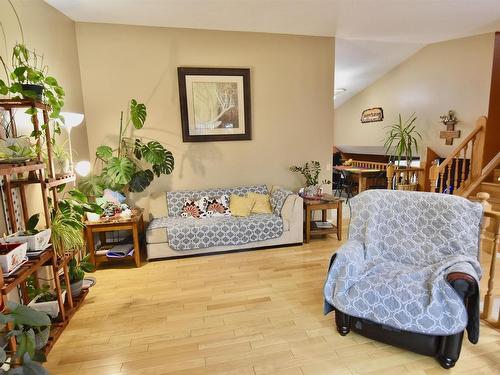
(386, 164, 394, 190)
(428, 161, 439, 192)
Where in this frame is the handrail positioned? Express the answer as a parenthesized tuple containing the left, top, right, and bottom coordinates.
(386, 165, 425, 190)
(460, 152, 500, 198)
(429, 116, 487, 195)
(348, 160, 388, 170)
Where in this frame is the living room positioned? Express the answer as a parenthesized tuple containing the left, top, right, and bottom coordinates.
(0, 0, 499, 374)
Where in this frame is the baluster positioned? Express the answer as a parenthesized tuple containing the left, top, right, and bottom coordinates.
(453, 156, 460, 191)
(386, 164, 394, 189)
(429, 162, 439, 192)
(461, 143, 468, 187)
(439, 171, 445, 193)
(469, 138, 475, 184)
(446, 165, 452, 193)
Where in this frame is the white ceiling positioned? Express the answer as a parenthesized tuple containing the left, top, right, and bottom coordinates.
(45, 0, 500, 106)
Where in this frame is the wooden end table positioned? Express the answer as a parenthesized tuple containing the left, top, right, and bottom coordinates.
(85, 210, 145, 268)
(303, 195, 342, 243)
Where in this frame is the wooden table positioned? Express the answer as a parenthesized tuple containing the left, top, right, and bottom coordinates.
(333, 165, 383, 194)
(303, 195, 342, 243)
(85, 211, 145, 268)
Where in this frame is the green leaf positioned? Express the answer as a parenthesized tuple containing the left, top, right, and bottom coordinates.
(17, 330, 36, 360)
(96, 145, 113, 161)
(24, 107, 37, 116)
(129, 170, 154, 192)
(68, 189, 88, 203)
(141, 141, 166, 165)
(26, 214, 40, 232)
(19, 352, 51, 374)
(0, 79, 8, 95)
(134, 139, 143, 160)
(103, 157, 136, 186)
(9, 83, 22, 93)
(6, 302, 51, 327)
(152, 150, 174, 177)
(77, 174, 105, 197)
(130, 99, 147, 129)
(57, 183, 66, 193)
(44, 76, 58, 86)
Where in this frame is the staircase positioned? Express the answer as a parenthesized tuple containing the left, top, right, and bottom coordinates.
(425, 116, 500, 327)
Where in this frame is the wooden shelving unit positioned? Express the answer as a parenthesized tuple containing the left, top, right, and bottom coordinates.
(0, 99, 85, 356)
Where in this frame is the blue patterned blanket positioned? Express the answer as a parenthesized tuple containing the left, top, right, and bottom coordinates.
(148, 214, 283, 250)
(324, 190, 483, 340)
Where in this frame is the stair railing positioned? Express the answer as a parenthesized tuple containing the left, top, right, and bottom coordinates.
(429, 116, 487, 195)
(477, 192, 500, 328)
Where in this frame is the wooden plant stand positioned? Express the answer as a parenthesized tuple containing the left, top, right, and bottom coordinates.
(0, 99, 82, 356)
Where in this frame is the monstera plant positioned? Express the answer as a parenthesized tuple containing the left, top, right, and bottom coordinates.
(91, 99, 174, 193)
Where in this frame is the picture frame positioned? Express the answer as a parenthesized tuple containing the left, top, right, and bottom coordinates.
(177, 67, 252, 142)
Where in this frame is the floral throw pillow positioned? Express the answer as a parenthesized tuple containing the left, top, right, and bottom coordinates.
(206, 194, 231, 217)
(180, 196, 209, 218)
(270, 188, 292, 216)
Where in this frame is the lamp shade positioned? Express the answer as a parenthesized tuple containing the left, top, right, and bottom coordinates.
(61, 112, 84, 130)
(75, 160, 91, 177)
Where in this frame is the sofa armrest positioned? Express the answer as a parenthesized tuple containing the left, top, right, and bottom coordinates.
(447, 272, 477, 301)
(281, 194, 303, 222)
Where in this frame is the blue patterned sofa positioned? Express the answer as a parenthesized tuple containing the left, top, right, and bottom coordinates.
(144, 185, 303, 259)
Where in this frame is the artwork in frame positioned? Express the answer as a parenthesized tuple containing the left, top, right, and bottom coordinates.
(177, 67, 252, 142)
(361, 107, 384, 123)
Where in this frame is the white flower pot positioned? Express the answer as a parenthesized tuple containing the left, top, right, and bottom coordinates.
(28, 290, 67, 319)
(6, 229, 51, 251)
(86, 212, 101, 222)
(0, 242, 27, 273)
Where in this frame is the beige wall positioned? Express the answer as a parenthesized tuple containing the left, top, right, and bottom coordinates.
(75, 23, 335, 199)
(0, 0, 88, 230)
(334, 33, 494, 158)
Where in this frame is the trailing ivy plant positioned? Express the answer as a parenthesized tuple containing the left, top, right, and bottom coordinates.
(93, 99, 174, 193)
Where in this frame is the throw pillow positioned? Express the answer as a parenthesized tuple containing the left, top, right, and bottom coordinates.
(270, 188, 292, 216)
(229, 195, 255, 217)
(247, 192, 272, 214)
(206, 194, 231, 217)
(180, 196, 209, 218)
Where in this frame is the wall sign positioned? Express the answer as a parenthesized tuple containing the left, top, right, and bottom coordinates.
(361, 107, 384, 123)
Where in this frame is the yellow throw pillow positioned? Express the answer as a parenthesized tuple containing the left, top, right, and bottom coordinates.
(229, 195, 255, 217)
(248, 192, 272, 214)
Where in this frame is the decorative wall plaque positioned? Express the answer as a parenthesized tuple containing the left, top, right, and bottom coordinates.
(361, 107, 384, 123)
(439, 110, 460, 145)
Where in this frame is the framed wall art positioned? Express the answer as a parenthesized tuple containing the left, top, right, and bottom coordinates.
(361, 107, 384, 123)
(177, 67, 252, 142)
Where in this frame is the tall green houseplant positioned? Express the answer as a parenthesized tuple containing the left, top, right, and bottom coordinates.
(91, 99, 174, 193)
(384, 113, 422, 166)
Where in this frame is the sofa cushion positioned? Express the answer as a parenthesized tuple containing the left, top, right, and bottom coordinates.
(248, 193, 272, 214)
(229, 195, 255, 217)
(180, 196, 209, 218)
(270, 188, 293, 215)
(206, 195, 231, 217)
(167, 185, 268, 217)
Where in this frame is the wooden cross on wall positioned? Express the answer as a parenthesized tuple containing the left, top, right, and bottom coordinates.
(439, 110, 460, 145)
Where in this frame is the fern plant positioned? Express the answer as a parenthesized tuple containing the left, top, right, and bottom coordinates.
(92, 99, 174, 193)
(384, 113, 422, 166)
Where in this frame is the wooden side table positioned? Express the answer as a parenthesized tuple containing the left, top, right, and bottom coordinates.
(303, 196, 342, 243)
(85, 211, 145, 268)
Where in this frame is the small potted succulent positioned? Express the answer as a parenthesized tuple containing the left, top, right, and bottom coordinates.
(68, 255, 94, 297)
(6, 213, 51, 252)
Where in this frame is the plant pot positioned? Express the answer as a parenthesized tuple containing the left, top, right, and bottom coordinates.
(35, 326, 50, 350)
(70, 279, 84, 298)
(86, 212, 101, 222)
(55, 158, 71, 176)
(21, 84, 43, 100)
(6, 229, 51, 251)
(28, 290, 66, 319)
(0, 242, 27, 273)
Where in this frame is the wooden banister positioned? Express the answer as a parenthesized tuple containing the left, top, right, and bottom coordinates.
(423, 147, 440, 192)
(428, 116, 487, 195)
(349, 160, 388, 170)
(460, 152, 500, 198)
(386, 166, 424, 190)
(477, 192, 500, 328)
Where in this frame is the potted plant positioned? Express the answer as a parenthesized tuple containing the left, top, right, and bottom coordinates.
(290, 161, 331, 197)
(68, 255, 94, 297)
(383, 113, 422, 190)
(92, 99, 174, 193)
(50, 189, 103, 258)
(0, 136, 37, 163)
(0, 241, 27, 274)
(26, 277, 66, 319)
(6, 213, 51, 252)
(51, 139, 71, 176)
(0, 301, 51, 374)
(8, 44, 65, 119)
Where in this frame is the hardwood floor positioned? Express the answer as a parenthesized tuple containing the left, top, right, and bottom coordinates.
(46, 232, 500, 375)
